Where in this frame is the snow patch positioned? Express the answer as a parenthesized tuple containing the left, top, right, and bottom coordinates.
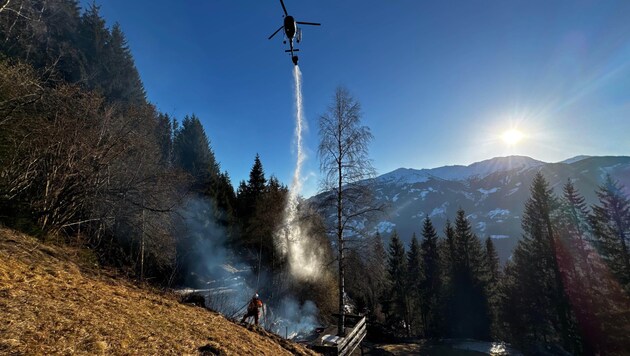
(478, 187, 499, 194)
(430, 202, 449, 218)
(377, 168, 430, 185)
(491, 235, 510, 239)
(488, 209, 510, 219)
(376, 221, 396, 234)
(453, 341, 522, 355)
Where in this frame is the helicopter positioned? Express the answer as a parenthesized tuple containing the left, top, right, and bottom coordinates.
(267, 0, 320, 66)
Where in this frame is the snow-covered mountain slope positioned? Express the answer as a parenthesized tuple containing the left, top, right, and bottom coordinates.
(377, 155, 544, 185)
(312, 155, 630, 262)
(559, 155, 591, 164)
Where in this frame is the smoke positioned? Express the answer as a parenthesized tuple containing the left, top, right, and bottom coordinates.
(272, 298, 320, 339)
(178, 198, 253, 313)
(276, 65, 324, 281)
(178, 197, 320, 337)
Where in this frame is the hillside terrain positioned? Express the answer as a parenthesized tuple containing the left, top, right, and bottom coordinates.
(0, 228, 316, 355)
(313, 155, 630, 261)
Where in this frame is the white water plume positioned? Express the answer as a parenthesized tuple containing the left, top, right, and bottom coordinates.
(277, 65, 321, 281)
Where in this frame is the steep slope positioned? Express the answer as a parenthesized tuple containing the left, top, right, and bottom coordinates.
(0, 228, 316, 355)
(313, 155, 630, 262)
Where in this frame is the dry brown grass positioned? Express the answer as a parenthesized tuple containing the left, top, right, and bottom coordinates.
(0, 228, 318, 355)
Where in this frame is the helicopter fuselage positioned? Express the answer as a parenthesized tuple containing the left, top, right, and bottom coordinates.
(283, 16, 296, 41)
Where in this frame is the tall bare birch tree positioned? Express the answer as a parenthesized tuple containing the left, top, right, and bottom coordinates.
(318, 86, 379, 336)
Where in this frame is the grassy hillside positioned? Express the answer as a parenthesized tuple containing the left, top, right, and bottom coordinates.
(0, 228, 317, 355)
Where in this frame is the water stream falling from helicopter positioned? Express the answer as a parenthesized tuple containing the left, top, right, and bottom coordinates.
(277, 65, 321, 281)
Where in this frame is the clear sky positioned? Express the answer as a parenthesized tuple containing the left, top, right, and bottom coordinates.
(85, 0, 630, 197)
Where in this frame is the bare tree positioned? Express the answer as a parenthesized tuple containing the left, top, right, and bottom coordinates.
(318, 86, 381, 336)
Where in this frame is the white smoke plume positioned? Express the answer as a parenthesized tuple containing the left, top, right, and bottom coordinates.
(178, 197, 321, 337)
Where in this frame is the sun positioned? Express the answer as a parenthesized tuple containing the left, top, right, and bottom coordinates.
(501, 129, 524, 145)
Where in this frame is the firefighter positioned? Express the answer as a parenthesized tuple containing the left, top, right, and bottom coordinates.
(241, 293, 263, 325)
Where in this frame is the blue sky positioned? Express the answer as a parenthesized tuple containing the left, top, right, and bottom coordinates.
(86, 0, 630, 197)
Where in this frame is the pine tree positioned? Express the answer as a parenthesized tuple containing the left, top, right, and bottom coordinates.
(387, 230, 410, 335)
(407, 233, 422, 336)
(248, 154, 267, 197)
(502, 172, 574, 350)
(154, 112, 171, 165)
(420, 216, 441, 338)
(78, 3, 111, 90)
(483, 237, 500, 286)
(236, 154, 267, 227)
(557, 179, 606, 355)
(365, 232, 387, 322)
(442, 209, 490, 339)
(211, 172, 237, 227)
(442, 219, 456, 273)
(172, 115, 219, 192)
(346, 247, 368, 313)
(591, 175, 630, 292)
(247, 175, 287, 275)
(438, 219, 456, 337)
(559, 179, 593, 283)
(483, 236, 500, 337)
(563, 179, 591, 238)
(103, 24, 146, 105)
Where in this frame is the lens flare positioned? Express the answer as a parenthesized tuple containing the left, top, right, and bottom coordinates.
(501, 129, 524, 145)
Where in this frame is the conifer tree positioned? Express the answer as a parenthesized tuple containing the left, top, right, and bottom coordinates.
(248, 154, 267, 197)
(502, 172, 574, 350)
(78, 3, 111, 90)
(483, 236, 500, 336)
(387, 230, 410, 335)
(557, 179, 606, 354)
(247, 175, 287, 271)
(407, 233, 422, 336)
(104, 24, 146, 105)
(562, 179, 591, 238)
(483, 237, 500, 285)
(591, 175, 630, 292)
(236, 154, 267, 225)
(211, 172, 237, 227)
(446, 208, 490, 339)
(438, 219, 456, 337)
(442, 219, 456, 273)
(172, 115, 219, 192)
(560, 179, 593, 282)
(420, 216, 441, 338)
(365, 232, 388, 321)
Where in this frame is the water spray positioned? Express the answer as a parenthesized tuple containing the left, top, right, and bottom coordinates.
(276, 65, 321, 281)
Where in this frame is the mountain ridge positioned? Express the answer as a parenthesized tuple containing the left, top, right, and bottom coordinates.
(313, 155, 630, 262)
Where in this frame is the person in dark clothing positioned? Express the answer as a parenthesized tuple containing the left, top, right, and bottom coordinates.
(241, 293, 263, 325)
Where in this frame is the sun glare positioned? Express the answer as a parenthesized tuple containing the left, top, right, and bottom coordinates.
(501, 129, 524, 145)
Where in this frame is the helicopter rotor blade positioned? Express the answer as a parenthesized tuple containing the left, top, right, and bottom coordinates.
(296, 21, 321, 26)
(268, 26, 284, 40)
(279, 0, 288, 16)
